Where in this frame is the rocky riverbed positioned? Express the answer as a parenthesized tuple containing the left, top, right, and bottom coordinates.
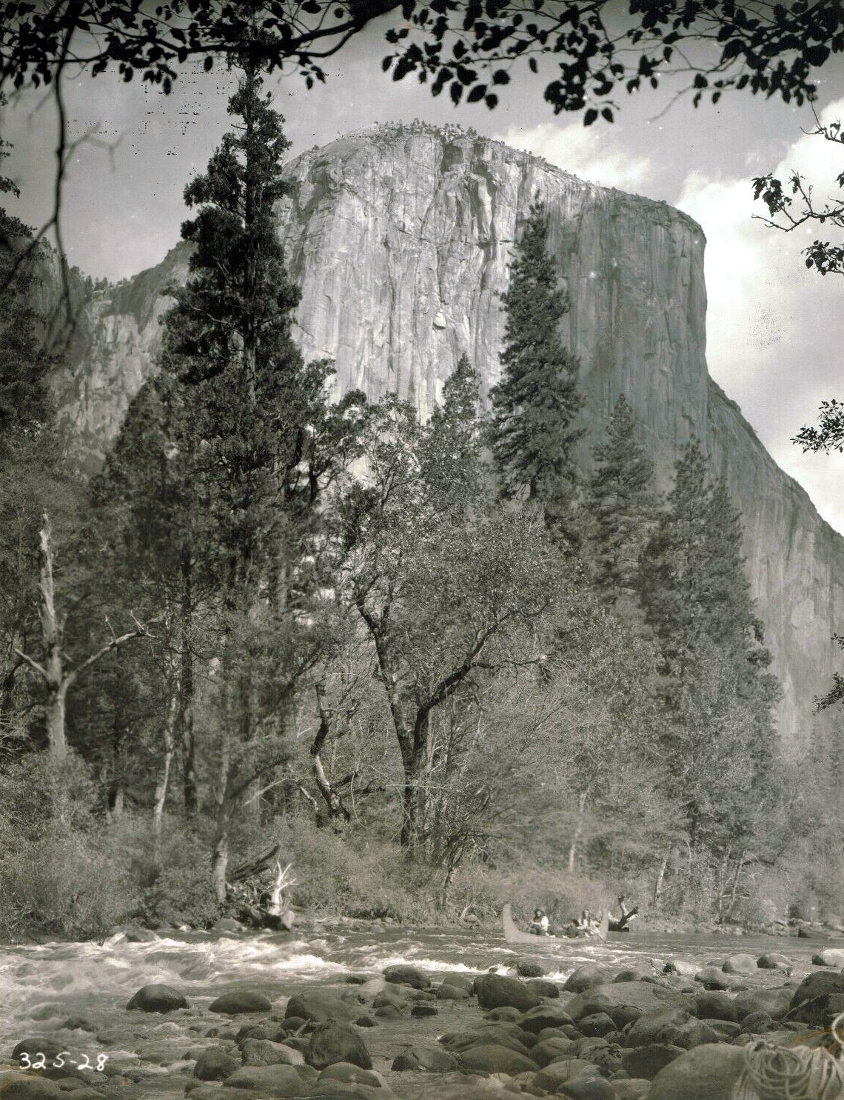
(2, 926, 844, 1100)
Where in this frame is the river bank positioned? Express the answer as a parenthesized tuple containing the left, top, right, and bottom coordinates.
(3, 924, 844, 1100)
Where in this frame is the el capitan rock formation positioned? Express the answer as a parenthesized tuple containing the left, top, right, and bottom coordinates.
(44, 122, 844, 745)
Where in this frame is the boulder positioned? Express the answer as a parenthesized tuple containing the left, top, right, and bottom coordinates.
(60, 1018, 94, 1033)
(126, 984, 188, 1013)
(662, 959, 698, 978)
(788, 991, 844, 1027)
(572, 1037, 622, 1073)
(621, 1043, 685, 1080)
(390, 1048, 459, 1073)
(530, 1036, 579, 1067)
(756, 953, 791, 970)
(613, 969, 649, 983)
(284, 993, 356, 1024)
(611, 1082, 650, 1100)
(317, 1064, 384, 1089)
(410, 1004, 437, 1018)
(740, 1011, 775, 1034)
(789, 970, 844, 1008)
(474, 975, 541, 1012)
(577, 1013, 615, 1038)
(436, 984, 469, 1001)
(215, 918, 246, 932)
(526, 979, 560, 999)
(694, 991, 737, 1022)
(382, 965, 430, 990)
(237, 1024, 283, 1042)
(373, 1006, 402, 1019)
(565, 981, 691, 1023)
(10, 1041, 65, 1062)
(194, 1049, 241, 1081)
(440, 1025, 533, 1058)
(519, 1004, 574, 1034)
(532, 1059, 601, 1093)
(721, 954, 757, 976)
(812, 948, 844, 967)
(210, 992, 272, 1015)
(354, 1016, 377, 1028)
(516, 957, 549, 978)
(693, 967, 735, 991)
(560, 1077, 616, 1100)
(239, 1040, 303, 1067)
(733, 987, 793, 1021)
(306, 1024, 372, 1070)
(625, 1008, 690, 1048)
(0, 1075, 62, 1100)
(458, 1044, 537, 1075)
(706, 1020, 741, 1040)
(563, 966, 608, 994)
(608, 1004, 643, 1030)
(645, 1043, 746, 1100)
(673, 1020, 721, 1049)
(223, 1064, 316, 1095)
(372, 990, 406, 1011)
(484, 1007, 522, 1022)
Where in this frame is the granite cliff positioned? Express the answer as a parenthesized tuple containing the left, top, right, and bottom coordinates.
(43, 122, 843, 746)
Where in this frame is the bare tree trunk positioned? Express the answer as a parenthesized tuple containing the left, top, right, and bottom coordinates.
(568, 789, 588, 872)
(179, 550, 197, 816)
(153, 691, 177, 859)
(212, 807, 231, 905)
(310, 686, 351, 825)
(17, 515, 157, 763)
(213, 740, 232, 905)
(38, 518, 66, 761)
(726, 850, 746, 919)
(653, 849, 669, 908)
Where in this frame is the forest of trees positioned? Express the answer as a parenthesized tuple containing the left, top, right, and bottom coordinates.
(1, 68, 843, 942)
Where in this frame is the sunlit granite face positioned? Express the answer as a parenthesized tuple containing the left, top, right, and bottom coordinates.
(39, 121, 844, 747)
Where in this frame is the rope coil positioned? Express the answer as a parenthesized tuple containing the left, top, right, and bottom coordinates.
(732, 1011, 844, 1100)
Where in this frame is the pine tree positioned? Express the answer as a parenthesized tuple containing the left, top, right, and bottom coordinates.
(586, 394, 657, 601)
(489, 201, 584, 540)
(639, 441, 779, 901)
(421, 352, 484, 510)
(150, 68, 367, 900)
(638, 440, 710, 671)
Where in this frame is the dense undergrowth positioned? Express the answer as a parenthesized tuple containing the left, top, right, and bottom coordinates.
(2, 753, 842, 944)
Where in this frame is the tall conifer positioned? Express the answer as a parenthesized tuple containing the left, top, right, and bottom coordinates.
(489, 202, 584, 540)
(153, 67, 366, 899)
(586, 394, 657, 601)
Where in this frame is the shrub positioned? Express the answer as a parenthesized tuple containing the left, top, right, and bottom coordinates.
(0, 829, 137, 941)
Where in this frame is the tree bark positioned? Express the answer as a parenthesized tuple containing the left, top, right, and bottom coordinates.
(153, 690, 177, 858)
(178, 548, 197, 816)
(213, 732, 233, 905)
(653, 848, 669, 908)
(17, 515, 157, 763)
(568, 789, 588, 872)
(38, 518, 66, 760)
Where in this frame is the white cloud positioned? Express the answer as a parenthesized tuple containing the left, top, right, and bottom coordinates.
(496, 121, 652, 192)
(676, 99, 844, 535)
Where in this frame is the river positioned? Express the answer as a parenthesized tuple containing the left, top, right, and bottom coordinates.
(1, 924, 840, 1097)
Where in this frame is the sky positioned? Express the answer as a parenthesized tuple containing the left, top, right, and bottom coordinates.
(3, 18, 844, 534)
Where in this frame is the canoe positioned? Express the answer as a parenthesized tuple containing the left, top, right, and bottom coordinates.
(502, 903, 608, 944)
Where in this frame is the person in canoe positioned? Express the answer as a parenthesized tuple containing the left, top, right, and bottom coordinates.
(528, 907, 550, 935)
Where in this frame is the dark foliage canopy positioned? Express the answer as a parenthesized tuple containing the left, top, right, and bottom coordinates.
(489, 201, 584, 537)
(1, 2, 841, 121)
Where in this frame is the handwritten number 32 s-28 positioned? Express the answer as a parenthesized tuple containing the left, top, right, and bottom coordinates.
(19, 1053, 109, 1071)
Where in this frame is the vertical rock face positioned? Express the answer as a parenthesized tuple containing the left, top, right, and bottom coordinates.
(47, 122, 843, 745)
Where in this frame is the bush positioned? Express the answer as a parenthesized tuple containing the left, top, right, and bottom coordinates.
(0, 829, 137, 941)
